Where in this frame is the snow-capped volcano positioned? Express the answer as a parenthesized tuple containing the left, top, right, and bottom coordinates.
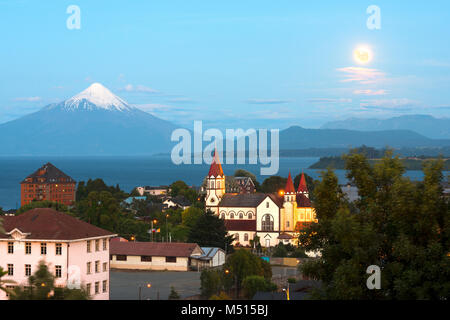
(60, 82, 132, 111)
(0, 83, 179, 155)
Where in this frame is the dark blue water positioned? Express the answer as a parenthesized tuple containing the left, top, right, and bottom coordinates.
(0, 156, 441, 210)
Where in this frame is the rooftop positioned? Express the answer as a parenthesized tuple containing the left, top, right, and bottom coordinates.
(0, 208, 116, 240)
(21, 162, 75, 184)
(110, 240, 203, 257)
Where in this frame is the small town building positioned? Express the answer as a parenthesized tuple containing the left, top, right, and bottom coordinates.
(20, 163, 76, 207)
(191, 247, 226, 269)
(163, 195, 191, 210)
(0, 208, 116, 300)
(205, 150, 318, 247)
(109, 238, 203, 271)
(135, 186, 169, 197)
(234, 177, 256, 193)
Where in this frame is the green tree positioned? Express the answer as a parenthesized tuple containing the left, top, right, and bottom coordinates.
(293, 172, 315, 196)
(223, 249, 271, 296)
(299, 151, 450, 300)
(10, 261, 89, 300)
(261, 176, 287, 193)
(209, 291, 232, 300)
(16, 201, 70, 215)
(187, 210, 234, 251)
(0, 267, 16, 296)
(272, 243, 288, 257)
(182, 206, 204, 229)
(200, 269, 224, 298)
(242, 275, 277, 299)
(168, 286, 180, 300)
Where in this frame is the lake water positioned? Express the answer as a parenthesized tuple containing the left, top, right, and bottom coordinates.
(0, 156, 442, 210)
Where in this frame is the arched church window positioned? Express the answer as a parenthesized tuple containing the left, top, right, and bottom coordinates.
(244, 233, 248, 241)
(261, 214, 274, 231)
(239, 212, 243, 219)
(286, 221, 290, 228)
(266, 202, 269, 208)
(235, 233, 239, 242)
(230, 212, 234, 219)
(248, 212, 252, 219)
(221, 213, 225, 219)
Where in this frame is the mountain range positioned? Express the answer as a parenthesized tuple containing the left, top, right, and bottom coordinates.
(321, 115, 450, 139)
(0, 84, 449, 156)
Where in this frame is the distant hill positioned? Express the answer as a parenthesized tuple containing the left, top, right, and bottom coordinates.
(278, 126, 450, 149)
(321, 115, 450, 139)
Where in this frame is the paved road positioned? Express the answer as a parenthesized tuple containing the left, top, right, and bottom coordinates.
(110, 266, 298, 300)
(110, 269, 201, 300)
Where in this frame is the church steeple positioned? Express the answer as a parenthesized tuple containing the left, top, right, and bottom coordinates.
(208, 148, 224, 177)
(297, 171, 309, 198)
(205, 148, 225, 215)
(284, 172, 296, 203)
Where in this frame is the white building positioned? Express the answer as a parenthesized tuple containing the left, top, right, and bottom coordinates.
(0, 208, 116, 300)
(205, 151, 317, 247)
(109, 238, 203, 271)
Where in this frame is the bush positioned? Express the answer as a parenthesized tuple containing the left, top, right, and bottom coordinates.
(168, 286, 180, 300)
(242, 275, 277, 299)
(209, 292, 231, 300)
(287, 278, 297, 284)
(272, 243, 288, 257)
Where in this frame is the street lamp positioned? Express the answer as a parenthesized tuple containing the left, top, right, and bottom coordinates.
(138, 283, 151, 300)
(165, 214, 169, 242)
(151, 219, 158, 242)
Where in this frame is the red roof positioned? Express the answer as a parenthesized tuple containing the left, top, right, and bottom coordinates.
(296, 194, 311, 207)
(110, 241, 201, 257)
(285, 172, 295, 194)
(224, 220, 256, 231)
(208, 149, 224, 177)
(297, 172, 308, 193)
(0, 208, 116, 240)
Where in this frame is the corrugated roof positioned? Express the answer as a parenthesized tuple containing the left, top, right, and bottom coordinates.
(110, 241, 202, 257)
(0, 208, 116, 240)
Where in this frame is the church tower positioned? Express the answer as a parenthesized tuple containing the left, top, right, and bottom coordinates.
(205, 149, 225, 215)
(282, 172, 296, 232)
(297, 171, 309, 198)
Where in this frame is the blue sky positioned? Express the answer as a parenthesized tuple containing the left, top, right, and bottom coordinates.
(0, 0, 449, 130)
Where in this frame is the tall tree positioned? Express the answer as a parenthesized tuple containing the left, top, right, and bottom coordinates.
(299, 151, 450, 299)
(187, 210, 234, 251)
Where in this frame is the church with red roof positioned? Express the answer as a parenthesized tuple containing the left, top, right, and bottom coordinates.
(204, 151, 317, 248)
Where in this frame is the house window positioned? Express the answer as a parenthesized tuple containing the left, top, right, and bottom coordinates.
(87, 240, 91, 253)
(8, 242, 14, 254)
(55, 265, 62, 278)
(235, 233, 240, 242)
(5, 285, 15, 298)
(7, 264, 13, 276)
(41, 243, 47, 255)
(86, 283, 91, 295)
(165, 256, 177, 263)
(87, 262, 91, 274)
(103, 262, 108, 272)
(102, 280, 107, 293)
(261, 214, 274, 231)
(25, 242, 32, 254)
(25, 264, 31, 276)
(116, 255, 127, 261)
(56, 243, 62, 255)
(244, 233, 249, 241)
(103, 238, 107, 250)
(95, 261, 100, 273)
(95, 282, 100, 294)
(141, 256, 152, 262)
(95, 239, 100, 252)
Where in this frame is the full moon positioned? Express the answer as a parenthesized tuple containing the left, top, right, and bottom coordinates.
(353, 46, 371, 64)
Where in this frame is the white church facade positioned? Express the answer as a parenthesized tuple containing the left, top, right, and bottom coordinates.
(205, 151, 317, 247)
